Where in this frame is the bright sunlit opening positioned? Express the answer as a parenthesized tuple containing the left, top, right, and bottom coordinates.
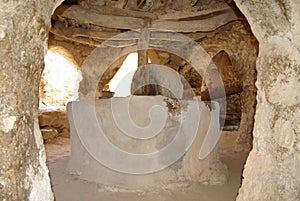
(108, 52, 138, 97)
(108, 52, 152, 97)
(39, 50, 82, 110)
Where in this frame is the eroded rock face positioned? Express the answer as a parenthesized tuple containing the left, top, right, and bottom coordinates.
(235, 0, 300, 200)
(146, 21, 258, 151)
(199, 21, 258, 152)
(0, 0, 63, 200)
(39, 110, 70, 142)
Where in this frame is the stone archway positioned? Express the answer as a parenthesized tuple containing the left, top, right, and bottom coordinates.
(0, 1, 299, 201)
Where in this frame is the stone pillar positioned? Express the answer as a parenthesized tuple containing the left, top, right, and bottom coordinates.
(0, 0, 63, 200)
(131, 28, 151, 95)
(235, 0, 300, 200)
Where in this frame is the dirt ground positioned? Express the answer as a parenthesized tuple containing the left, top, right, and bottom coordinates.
(45, 137, 247, 201)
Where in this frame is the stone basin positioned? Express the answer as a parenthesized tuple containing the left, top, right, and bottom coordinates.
(67, 95, 228, 191)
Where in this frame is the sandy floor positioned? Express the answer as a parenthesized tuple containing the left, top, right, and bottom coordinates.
(45, 137, 247, 201)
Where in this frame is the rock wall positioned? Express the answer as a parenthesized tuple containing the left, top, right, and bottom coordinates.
(39, 110, 70, 142)
(146, 21, 258, 151)
(48, 34, 94, 67)
(0, 0, 63, 200)
(235, 0, 300, 200)
(199, 21, 258, 151)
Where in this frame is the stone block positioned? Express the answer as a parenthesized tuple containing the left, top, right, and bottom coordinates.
(67, 95, 228, 190)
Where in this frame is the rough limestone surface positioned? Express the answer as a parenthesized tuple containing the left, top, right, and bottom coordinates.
(39, 110, 70, 142)
(0, 0, 63, 200)
(199, 21, 258, 152)
(235, 0, 300, 201)
(144, 21, 258, 152)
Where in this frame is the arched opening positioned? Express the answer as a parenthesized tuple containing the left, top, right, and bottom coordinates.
(38, 46, 82, 143)
(44, 0, 258, 200)
(2, 0, 300, 200)
(39, 48, 81, 110)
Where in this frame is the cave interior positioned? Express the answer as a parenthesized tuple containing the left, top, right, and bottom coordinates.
(0, 0, 299, 201)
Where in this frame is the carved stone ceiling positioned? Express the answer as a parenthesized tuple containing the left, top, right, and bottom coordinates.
(51, 0, 243, 47)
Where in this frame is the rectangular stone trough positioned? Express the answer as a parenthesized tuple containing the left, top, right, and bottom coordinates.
(67, 95, 228, 191)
